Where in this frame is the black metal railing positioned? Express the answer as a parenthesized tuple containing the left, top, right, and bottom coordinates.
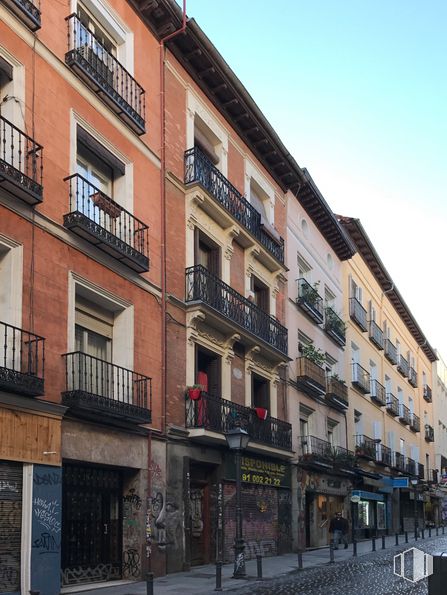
(0, 115, 43, 204)
(324, 307, 346, 346)
(0, 320, 45, 396)
(184, 146, 284, 263)
(410, 413, 420, 433)
(399, 403, 411, 425)
(62, 352, 151, 423)
(406, 457, 417, 476)
(185, 265, 287, 355)
(3, 0, 41, 30)
(425, 424, 435, 442)
(185, 392, 292, 450)
(423, 384, 432, 402)
(354, 435, 376, 460)
(375, 444, 392, 466)
(385, 339, 398, 364)
(296, 278, 323, 324)
(65, 14, 145, 134)
(370, 379, 386, 406)
(397, 354, 409, 377)
(394, 452, 406, 472)
(369, 320, 384, 350)
(418, 463, 425, 481)
(351, 362, 370, 393)
(408, 367, 418, 387)
(63, 174, 149, 272)
(428, 469, 438, 484)
(326, 376, 349, 409)
(349, 297, 367, 331)
(386, 393, 399, 416)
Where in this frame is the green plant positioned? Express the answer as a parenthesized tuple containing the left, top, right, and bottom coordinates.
(330, 373, 346, 385)
(300, 343, 325, 366)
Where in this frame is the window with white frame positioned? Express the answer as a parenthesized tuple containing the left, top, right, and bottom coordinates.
(0, 49, 25, 128)
(297, 255, 312, 282)
(324, 286, 336, 308)
(350, 278, 363, 303)
(0, 236, 22, 328)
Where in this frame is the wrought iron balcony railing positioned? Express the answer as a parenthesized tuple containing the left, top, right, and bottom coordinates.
(186, 392, 292, 450)
(418, 463, 425, 481)
(354, 435, 376, 460)
(351, 363, 370, 394)
(63, 174, 149, 272)
(296, 278, 323, 324)
(370, 379, 386, 406)
(394, 451, 406, 472)
(185, 265, 288, 355)
(423, 384, 432, 403)
(408, 367, 418, 388)
(406, 457, 417, 476)
(397, 354, 409, 377)
(369, 320, 384, 350)
(385, 339, 398, 365)
(428, 469, 438, 484)
(296, 356, 326, 399)
(386, 393, 399, 416)
(184, 146, 284, 263)
(298, 436, 356, 469)
(62, 352, 152, 424)
(65, 14, 145, 134)
(2, 0, 41, 30)
(399, 403, 411, 425)
(0, 115, 43, 204)
(324, 307, 346, 347)
(375, 444, 392, 467)
(425, 424, 435, 442)
(410, 413, 420, 433)
(326, 376, 349, 410)
(349, 297, 367, 331)
(0, 320, 45, 396)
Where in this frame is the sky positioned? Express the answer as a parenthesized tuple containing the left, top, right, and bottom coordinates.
(176, 0, 447, 360)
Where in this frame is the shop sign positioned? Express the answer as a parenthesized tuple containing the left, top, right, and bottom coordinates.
(225, 454, 291, 489)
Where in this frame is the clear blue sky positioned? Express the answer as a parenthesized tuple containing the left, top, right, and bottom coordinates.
(177, 0, 447, 361)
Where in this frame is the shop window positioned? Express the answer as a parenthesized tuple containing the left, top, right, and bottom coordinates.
(252, 373, 270, 413)
(250, 275, 269, 313)
(194, 229, 220, 277)
(196, 346, 221, 397)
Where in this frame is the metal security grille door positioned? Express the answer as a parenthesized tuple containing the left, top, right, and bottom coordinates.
(0, 462, 22, 594)
(61, 465, 122, 586)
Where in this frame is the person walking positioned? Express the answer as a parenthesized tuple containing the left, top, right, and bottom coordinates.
(329, 511, 349, 549)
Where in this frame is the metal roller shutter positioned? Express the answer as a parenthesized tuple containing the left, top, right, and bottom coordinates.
(0, 461, 22, 594)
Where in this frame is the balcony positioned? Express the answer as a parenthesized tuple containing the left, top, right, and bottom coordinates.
(184, 147, 284, 266)
(65, 14, 145, 135)
(406, 457, 417, 476)
(418, 463, 425, 481)
(298, 436, 356, 470)
(410, 413, 420, 433)
(394, 452, 406, 472)
(296, 278, 323, 324)
(185, 265, 287, 357)
(397, 354, 409, 377)
(0, 116, 43, 205)
(423, 384, 432, 403)
(386, 393, 399, 416)
(0, 321, 45, 396)
(354, 435, 376, 460)
(63, 174, 149, 272)
(2, 0, 41, 30)
(296, 356, 326, 399)
(385, 339, 398, 365)
(185, 392, 292, 451)
(326, 376, 349, 410)
(408, 367, 418, 388)
(324, 307, 346, 347)
(399, 403, 411, 425)
(425, 424, 435, 442)
(349, 297, 367, 332)
(375, 444, 392, 467)
(370, 379, 386, 406)
(351, 363, 370, 394)
(62, 352, 152, 424)
(428, 469, 438, 484)
(369, 320, 384, 350)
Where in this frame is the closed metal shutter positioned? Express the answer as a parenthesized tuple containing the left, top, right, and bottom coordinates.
(0, 461, 22, 594)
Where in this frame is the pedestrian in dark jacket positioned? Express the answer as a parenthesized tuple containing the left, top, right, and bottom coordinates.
(329, 512, 349, 549)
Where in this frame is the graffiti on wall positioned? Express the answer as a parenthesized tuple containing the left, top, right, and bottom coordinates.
(190, 489, 204, 538)
(122, 488, 142, 577)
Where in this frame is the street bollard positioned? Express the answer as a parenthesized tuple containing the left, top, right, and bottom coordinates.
(298, 551, 303, 570)
(146, 572, 154, 595)
(382, 535, 386, 550)
(215, 562, 222, 591)
(429, 527, 432, 538)
(29, 591, 40, 595)
(256, 555, 263, 581)
(436, 526, 439, 536)
(353, 540, 357, 557)
(329, 542, 335, 564)
(372, 537, 376, 552)
(395, 533, 399, 546)
(422, 529, 425, 540)
(405, 531, 409, 544)
(443, 525, 445, 536)
(428, 552, 447, 595)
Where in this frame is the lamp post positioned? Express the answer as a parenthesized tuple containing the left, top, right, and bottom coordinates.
(411, 478, 419, 540)
(225, 423, 250, 579)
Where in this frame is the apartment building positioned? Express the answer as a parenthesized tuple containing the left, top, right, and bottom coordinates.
(0, 0, 161, 592)
(339, 217, 438, 536)
(434, 352, 447, 522)
(287, 171, 356, 549)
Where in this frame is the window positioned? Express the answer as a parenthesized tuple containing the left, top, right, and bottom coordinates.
(194, 230, 220, 277)
(324, 287, 336, 308)
(325, 353, 337, 377)
(354, 410, 362, 435)
(327, 419, 338, 445)
(385, 375, 391, 394)
(78, 3, 117, 56)
(251, 275, 269, 313)
(75, 296, 113, 361)
(297, 255, 311, 282)
(350, 278, 362, 303)
(408, 397, 414, 415)
(300, 418, 309, 438)
(400, 438, 405, 456)
(252, 373, 270, 413)
(196, 346, 221, 397)
(368, 301, 376, 322)
(397, 387, 403, 405)
(370, 360, 377, 380)
(194, 115, 220, 166)
(0, 237, 22, 328)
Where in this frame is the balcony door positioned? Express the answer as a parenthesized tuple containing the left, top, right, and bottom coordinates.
(76, 145, 114, 226)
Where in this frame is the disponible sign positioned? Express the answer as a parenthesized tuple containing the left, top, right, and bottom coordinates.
(226, 455, 291, 489)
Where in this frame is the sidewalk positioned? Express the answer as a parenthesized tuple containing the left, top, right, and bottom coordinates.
(64, 531, 442, 595)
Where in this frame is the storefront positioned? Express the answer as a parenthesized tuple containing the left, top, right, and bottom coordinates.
(352, 490, 387, 538)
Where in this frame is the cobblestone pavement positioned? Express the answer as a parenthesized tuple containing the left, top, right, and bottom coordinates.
(230, 537, 447, 595)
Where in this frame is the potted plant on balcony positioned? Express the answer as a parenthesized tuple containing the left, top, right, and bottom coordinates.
(186, 384, 203, 400)
(299, 343, 325, 367)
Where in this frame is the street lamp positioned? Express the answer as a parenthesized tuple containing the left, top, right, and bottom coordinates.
(411, 478, 419, 540)
(225, 423, 250, 579)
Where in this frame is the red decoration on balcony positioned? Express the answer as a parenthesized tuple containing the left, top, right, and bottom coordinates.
(254, 407, 268, 420)
(188, 388, 202, 400)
